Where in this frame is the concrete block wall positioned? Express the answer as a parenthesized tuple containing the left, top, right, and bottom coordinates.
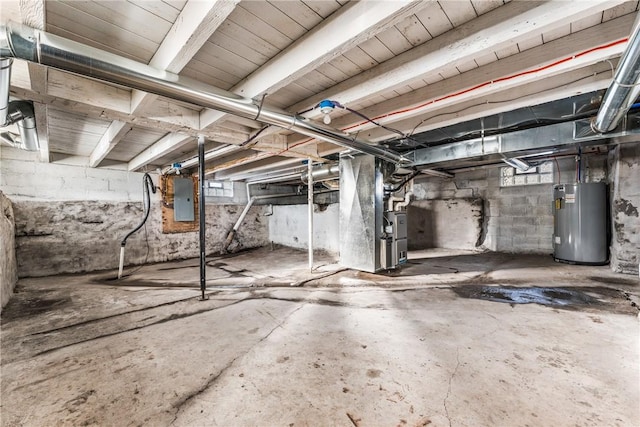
(413, 155, 608, 254)
(407, 198, 483, 250)
(268, 203, 340, 255)
(1, 148, 154, 202)
(0, 192, 18, 312)
(609, 142, 640, 275)
(1, 149, 269, 277)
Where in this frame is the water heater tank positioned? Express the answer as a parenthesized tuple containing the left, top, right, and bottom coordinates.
(553, 182, 607, 264)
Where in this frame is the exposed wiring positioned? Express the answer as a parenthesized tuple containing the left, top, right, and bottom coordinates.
(406, 70, 610, 145)
(254, 93, 268, 121)
(554, 158, 561, 185)
(122, 222, 151, 277)
(121, 173, 156, 247)
(240, 125, 270, 147)
(233, 37, 628, 159)
(342, 37, 628, 135)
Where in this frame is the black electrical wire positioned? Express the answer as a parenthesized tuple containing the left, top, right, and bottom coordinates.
(121, 173, 156, 247)
(406, 71, 610, 145)
(387, 169, 420, 193)
(342, 105, 407, 138)
(240, 126, 270, 147)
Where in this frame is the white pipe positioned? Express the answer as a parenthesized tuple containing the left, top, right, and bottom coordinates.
(118, 246, 125, 279)
(396, 180, 414, 210)
(388, 195, 404, 212)
(308, 159, 314, 272)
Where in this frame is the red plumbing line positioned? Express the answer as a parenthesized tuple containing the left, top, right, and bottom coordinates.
(276, 37, 628, 156)
(341, 38, 629, 132)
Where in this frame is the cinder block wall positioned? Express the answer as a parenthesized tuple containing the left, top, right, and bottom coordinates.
(0, 192, 18, 312)
(609, 142, 640, 275)
(412, 154, 608, 254)
(1, 150, 268, 277)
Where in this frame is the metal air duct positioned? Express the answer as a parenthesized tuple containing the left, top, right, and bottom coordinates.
(1, 100, 39, 151)
(593, 12, 640, 133)
(0, 22, 406, 165)
(0, 58, 11, 126)
(301, 163, 339, 184)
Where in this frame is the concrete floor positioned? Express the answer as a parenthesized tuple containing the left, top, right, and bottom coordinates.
(1, 247, 639, 427)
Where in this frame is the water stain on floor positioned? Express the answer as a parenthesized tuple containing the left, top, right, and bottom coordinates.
(452, 285, 635, 314)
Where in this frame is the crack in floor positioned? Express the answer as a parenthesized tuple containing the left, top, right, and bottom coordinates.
(443, 348, 460, 427)
(168, 303, 306, 426)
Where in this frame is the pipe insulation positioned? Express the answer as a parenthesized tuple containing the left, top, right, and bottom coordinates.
(593, 12, 640, 133)
(0, 22, 406, 165)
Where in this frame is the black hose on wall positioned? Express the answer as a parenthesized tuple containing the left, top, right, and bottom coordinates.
(121, 173, 156, 247)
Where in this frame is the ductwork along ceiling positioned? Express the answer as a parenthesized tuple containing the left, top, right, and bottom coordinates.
(1, 0, 640, 180)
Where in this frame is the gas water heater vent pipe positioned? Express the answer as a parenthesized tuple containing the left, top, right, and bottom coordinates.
(118, 173, 156, 279)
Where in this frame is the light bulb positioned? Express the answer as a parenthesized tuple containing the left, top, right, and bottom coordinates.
(323, 114, 332, 125)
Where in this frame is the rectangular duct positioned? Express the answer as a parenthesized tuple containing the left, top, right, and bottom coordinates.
(407, 112, 640, 168)
(339, 153, 384, 273)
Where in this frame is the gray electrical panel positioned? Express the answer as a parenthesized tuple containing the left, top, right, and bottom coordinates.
(553, 182, 607, 264)
(174, 177, 195, 222)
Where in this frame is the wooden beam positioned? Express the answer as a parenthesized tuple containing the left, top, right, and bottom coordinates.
(9, 60, 249, 143)
(89, 120, 132, 167)
(297, 13, 633, 141)
(288, 0, 627, 116)
(199, 0, 429, 130)
(130, 0, 240, 114)
(128, 133, 194, 171)
(357, 63, 615, 142)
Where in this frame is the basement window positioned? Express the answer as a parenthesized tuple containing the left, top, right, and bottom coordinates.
(500, 161, 553, 187)
(207, 180, 234, 197)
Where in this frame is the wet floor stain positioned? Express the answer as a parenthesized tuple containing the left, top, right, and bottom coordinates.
(453, 285, 606, 309)
(1, 296, 72, 321)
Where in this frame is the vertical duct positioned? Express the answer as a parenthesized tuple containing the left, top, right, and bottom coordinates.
(3, 101, 39, 151)
(0, 58, 11, 126)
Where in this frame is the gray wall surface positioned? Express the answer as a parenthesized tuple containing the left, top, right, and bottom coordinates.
(12, 201, 268, 278)
(268, 203, 340, 255)
(413, 155, 608, 254)
(408, 199, 483, 250)
(0, 192, 18, 312)
(1, 151, 269, 278)
(609, 142, 640, 275)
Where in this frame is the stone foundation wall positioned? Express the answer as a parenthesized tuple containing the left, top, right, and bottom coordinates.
(609, 142, 640, 275)
(13, 201, 268, 278)
(0, 192, 18, 312)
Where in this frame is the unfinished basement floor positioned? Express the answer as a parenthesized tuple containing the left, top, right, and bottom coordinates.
(1, 247, 639, 427)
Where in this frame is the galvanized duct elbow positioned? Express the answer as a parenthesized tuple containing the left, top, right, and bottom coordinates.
(593, 12, 640, 133)
(0, 22, 406, 164)
(4, 100, 39, 151)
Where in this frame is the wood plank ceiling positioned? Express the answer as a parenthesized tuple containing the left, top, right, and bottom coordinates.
(1, 0, 638, 180)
